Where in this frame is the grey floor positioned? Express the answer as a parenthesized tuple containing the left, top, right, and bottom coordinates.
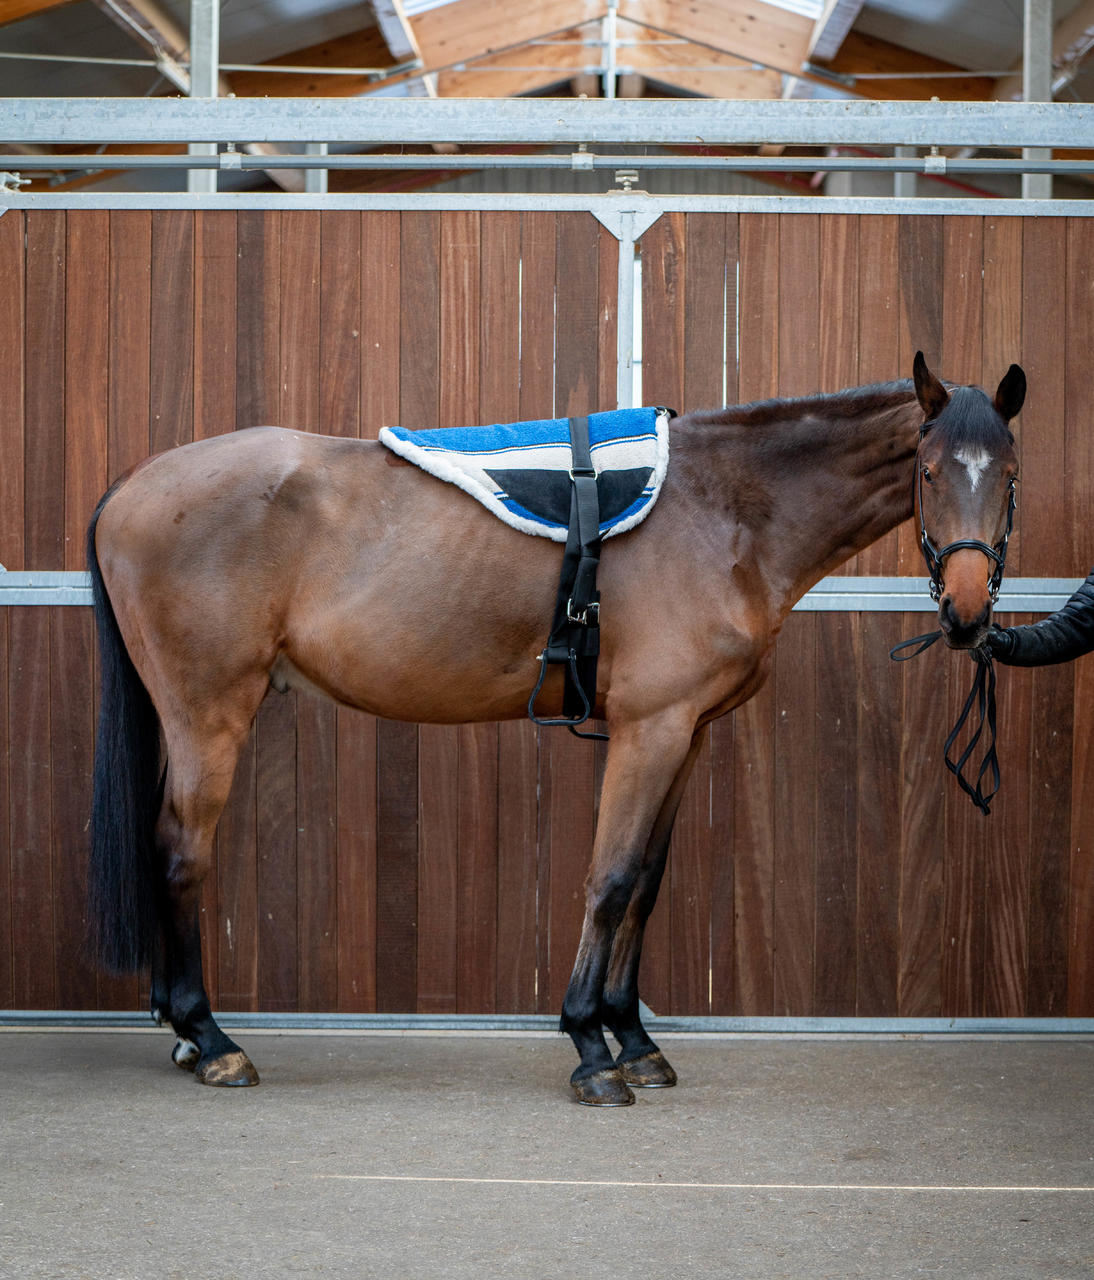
(2, 1029, 1093, 1279)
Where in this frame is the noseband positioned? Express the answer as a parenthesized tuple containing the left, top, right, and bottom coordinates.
(916, 422, 1017, 604)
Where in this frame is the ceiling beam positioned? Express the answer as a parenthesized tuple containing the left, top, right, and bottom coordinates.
(819, 30, 995, 101)
(226, 28, 400, 97)
(619, 0, 810, 75)
(620, 0, 993, 100)
(368, 0, 420, 63)
(618, 17, 782, 98)
(0, 0, 75, 26)
(806, 0, 866, 62)
(410, 0, 607, 70)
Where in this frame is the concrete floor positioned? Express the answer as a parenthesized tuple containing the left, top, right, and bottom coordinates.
(1, 1029, 1093, 1280)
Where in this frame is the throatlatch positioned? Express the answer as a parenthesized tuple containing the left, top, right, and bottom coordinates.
(528, 415, 608, 740)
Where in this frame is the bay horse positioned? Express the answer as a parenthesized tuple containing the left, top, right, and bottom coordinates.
(86, 352, 1024, 1106)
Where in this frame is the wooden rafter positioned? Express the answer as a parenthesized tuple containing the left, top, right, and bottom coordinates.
(411, 0, 606, 70)
(806, 0, 866, 62)
(0, 0, 74, 26)
(368, 0, 420, 64)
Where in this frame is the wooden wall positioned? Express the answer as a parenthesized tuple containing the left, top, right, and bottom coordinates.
(0, 208, 1091, 1017)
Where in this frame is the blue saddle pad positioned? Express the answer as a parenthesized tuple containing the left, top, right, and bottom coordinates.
(379, 407, 670, 542)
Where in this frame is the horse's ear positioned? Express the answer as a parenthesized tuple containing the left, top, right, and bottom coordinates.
(994, 363, 1026, 424)
(913, 350, 949, 421)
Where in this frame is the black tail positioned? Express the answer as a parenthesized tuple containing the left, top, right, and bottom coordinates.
(86, 486, 162, 972)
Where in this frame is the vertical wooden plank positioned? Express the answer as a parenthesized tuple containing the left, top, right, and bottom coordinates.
(458, 722, 498, 1012)
(897, 605, 946, 1017)
(519, 212, 557, 421)
(940, 217, 987, 1017)
(24, 211, 66, 570)
(855, 215, 901, 577)
(709, 215, 739, 1013)
(896, 215, 945, 1017)
(0, 613, 10, 1006)
(667, 213, 727, 1014)
(1069, 655, 1094, 1015)
(375, 718, 419, 1013)
(109, 211, 152, 476)
(416, 720, 458, 1014)
(597, 222, 618, 413)
(149, 211, 194, 453)
(256, 692, 298, 1011)
(814, 611, 857, 1016)
(8, 608, 54, 1007)
(320, 210, 362, 439)
(49, 609, 97, 1008)
(476, 212, 537, 1012)
(193, 211, 236, 441)
(279, 210, 337, 1011)
(772, 615, 816, 1015)
(772, 214, 819, 1016)
(898, 214, 943, 574)
(981, 216, 1030, 1017)
(216, 723, 258, 1012)
(731, 213, 779, 1013)
(814, 214, 860, 1017)
(1066, 218, 1094, 1014)
(0, 211, 26, 571)
(236, 211, 281, 429)
(297, 698, 339, 1010)
(64, 212, 109, 568)
(360, 211, 401, 438)
(639, 213, 685, 412)
(280, 210, 320, 432)
(1020, 219, 1068, 571)
(538, 213, 602, 1014)
(404, 209, 449, 1016)
(854, 612, 902, 1015)
(337, 708, 377, 1012)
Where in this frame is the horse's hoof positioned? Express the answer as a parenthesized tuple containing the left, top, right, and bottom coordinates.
(195, 1049, 260, 1087)
(616, 1049, 677, 1089)
(171, 1037, 200, 1070)
(570, 1067, 635, 1107)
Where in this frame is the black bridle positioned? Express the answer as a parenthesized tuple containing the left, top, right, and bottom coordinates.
(891, 421, 1018, 816)
(915, 421, 1017, 604)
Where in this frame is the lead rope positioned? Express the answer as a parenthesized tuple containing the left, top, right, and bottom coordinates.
(889, 631, 1000, 816)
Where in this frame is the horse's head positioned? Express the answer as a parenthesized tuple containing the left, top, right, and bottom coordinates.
(912, 351, 1024, 649)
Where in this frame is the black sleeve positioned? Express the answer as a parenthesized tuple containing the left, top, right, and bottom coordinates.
(987, 567, 1094, 666)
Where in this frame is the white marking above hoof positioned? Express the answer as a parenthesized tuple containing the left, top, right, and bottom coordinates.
(172, 1038, 200, 1069)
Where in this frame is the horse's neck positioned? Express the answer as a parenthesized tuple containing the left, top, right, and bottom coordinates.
(686, 393, 922, 607)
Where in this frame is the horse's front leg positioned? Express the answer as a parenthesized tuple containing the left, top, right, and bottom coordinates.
(601, 729, 706, 1089)
(560, 712, 698, 1106)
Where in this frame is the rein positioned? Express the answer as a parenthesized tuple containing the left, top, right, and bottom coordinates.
(889, 422, 1017, 816)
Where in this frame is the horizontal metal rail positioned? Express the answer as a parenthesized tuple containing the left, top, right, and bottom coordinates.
(7, 151, 1094, 178)
(0, 571, 1079, 612)
(2, 97, 1093, 149)
(7, 191, 1094, 217)
(2, 1009, 1092, 1036)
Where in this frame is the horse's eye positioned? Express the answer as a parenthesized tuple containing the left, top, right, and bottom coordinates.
(922, 466, 933, 484)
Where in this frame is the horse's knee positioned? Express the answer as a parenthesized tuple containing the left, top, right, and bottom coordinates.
(586, 864, 637, 929)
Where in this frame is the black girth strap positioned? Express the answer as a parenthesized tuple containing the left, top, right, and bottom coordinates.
(527, 415, 609, 740)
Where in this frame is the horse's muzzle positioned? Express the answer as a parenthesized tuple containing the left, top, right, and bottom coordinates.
(938, 594, 992, 649)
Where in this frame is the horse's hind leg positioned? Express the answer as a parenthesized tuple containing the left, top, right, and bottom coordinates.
(560, 712, 697, 1106)
(155, 707, 262, 1086)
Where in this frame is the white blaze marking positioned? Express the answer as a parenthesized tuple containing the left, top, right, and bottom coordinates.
(954, 445, 992, 492)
